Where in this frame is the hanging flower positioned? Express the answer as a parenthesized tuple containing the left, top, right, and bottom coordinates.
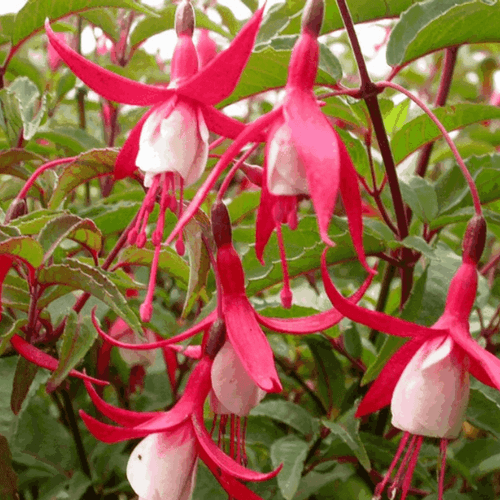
(321, 216, 500, 499)
(45, 0, 265, 322)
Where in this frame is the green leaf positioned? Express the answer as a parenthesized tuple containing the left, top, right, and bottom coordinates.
(0, 435, 17, 500)
(48, 149, 117, 208)
(305, 336, 345, 414)
(383, 98, 410, 135)
(11, 357, 39, 416)
(0, 237, 44, 268)
(37, 213, 102, 263)
(219, 40, 340, 108)
(455, 438, 500, 479)
(8, 77, 46, 141)
(362, 336, 406, 386)
(215, 4, 240, 36)
(251, 400, 320, 438)
(130, 5, 228, 48)
(37, 259, 142, 332)
(467, 379, 500, 440)
(0, 149, 44, 184)
(46, 311, 98, 392)
(398, 176, 438, 223)
(391, 105, 500, 165)
(322, 407, 371, 471)
(80, 9, 119, 42)
(41, 126, 104, 155)
(270, 435, 309, 500)
(387, 0, 500, 66)
(12, 0, 156, 46)
(0, 87, 24, 146)
(10, 209, 63, 235)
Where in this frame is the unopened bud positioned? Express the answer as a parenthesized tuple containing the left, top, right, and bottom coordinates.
(462, 215, 487, 264)
(175, 0, 195, 37)
(205, 319, 226, 359)
(301, 0, 324, 37)
(211, 201, 232, 249)
(5, 198, 27, 223)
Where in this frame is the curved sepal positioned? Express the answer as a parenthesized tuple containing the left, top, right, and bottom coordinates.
(45, 20, 174, 106)
(176, 7, 264, 104)
(284, 89, 339, 246)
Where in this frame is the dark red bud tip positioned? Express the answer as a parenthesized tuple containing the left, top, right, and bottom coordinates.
(205, 319, 226, 359)
(463, 215, 487, 264)
(5, 198, 27, 223)
(175, 0, 195, 37)
(211, 201, 232, 249)
(301, 0, 324, 37)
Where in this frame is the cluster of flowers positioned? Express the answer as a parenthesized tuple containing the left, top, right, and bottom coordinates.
(4, 0, 499, 499)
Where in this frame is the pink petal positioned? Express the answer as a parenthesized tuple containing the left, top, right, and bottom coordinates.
(256, 270, 374, 334)
(176, 7, 264, 104)
(321, 250, 443, 339)
(10, 334, 108, 386)
(448, 324, 500, 391)
(201, 105, 245, 139)
(191, 407, 282, 481)
(92, 310, 217, 350)
(284, 89, 340, 246)
(165, 108, 283, 246)
(223, 295, 282, 393)
(114, 105, 160, 180)
(356, 339, 423, 418)
(45, 20, 174, 106)
(338, 137, 373, 274)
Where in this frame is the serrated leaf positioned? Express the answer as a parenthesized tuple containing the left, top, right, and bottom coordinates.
(37, 259, 142, 332)
(219, 41, 340, 108)
(391, 105, 500, 166)
(251, 400, 320, 438)
(11, 356, 39, 415)
(0, 88, 23, 145)
(46, 311, 98, 392)
(270, 435, 309, 500)
(10, 209, 63, 235)
(119, 245, 189, 286)
(12, 0, 156, 46)
(0, 237, 44, 268)
(387, 0, 500, 66)
(37, 213, 102, 263)
(322, 407, 371, 471)
(130, 5, 228, 48)
(48, 149, 117, 208)
(400, 235, 437, 261)
(0, 149, 44, 185)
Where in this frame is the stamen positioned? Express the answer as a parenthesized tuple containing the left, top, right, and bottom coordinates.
(374, 431, 410, 499)
(242, 416, 248, 467)
(176, 176, 186, 256)
(388, 434, 418, 499)
(135, 175, 161, 248)
(276, 225, 293, 308)
(230, 414, 236, 460)
(438, 439, 447, 500)
(152, 173, 169, 246)
(139, 242, 161, 322)
(236, 416, 242, 465)
(400, 435, 423, 500)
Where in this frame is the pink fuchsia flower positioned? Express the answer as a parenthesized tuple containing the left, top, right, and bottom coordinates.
(196, 29, 218, 67)
(80, 351, 281, 500)
(47, 31, 69, 71)
(321, 216, 499, 499)
(45, 1, 265, 322)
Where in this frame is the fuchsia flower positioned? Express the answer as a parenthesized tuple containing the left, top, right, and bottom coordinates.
(321, 216, 500, 499)
(196, 29, 218, 67)
(45, 0, 264, 322)
(80, 334, 282, 500)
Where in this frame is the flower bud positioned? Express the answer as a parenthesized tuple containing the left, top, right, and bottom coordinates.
(211, 201, 232, 249)
(462, 215, 486, 264)
(175, 0, 195, 38)
(205, 319, 226, 359)
(301, 0, 324, 37)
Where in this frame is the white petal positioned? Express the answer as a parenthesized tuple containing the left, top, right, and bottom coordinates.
(118, 329, 157, 367)
(136, 99, 207, 187)
(267, 122, 308, 196)
(126, 428, 198, 500)
(211, 342, 266, 416)
(391, 336, 469, 438)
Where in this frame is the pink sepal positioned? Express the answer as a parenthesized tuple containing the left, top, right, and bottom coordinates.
(192, 407, 282, 482)
(45, 20, 174, 106)
(175, 7, 264, 105)
(321, 250, 446, 339)
(355, 339, 422, 417)
(10, 334, 108, 386)
(92, 309, 217, 349)
(223, 294, 282, 393)
(284, 89, 340, 246)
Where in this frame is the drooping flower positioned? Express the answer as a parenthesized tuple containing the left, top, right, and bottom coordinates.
(196, 29, 218, 67)
(80, 344, 282, 500)
(162, 0, 372, 308)
(321, 216, 500, 499)
(45, 0, 265, 322)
